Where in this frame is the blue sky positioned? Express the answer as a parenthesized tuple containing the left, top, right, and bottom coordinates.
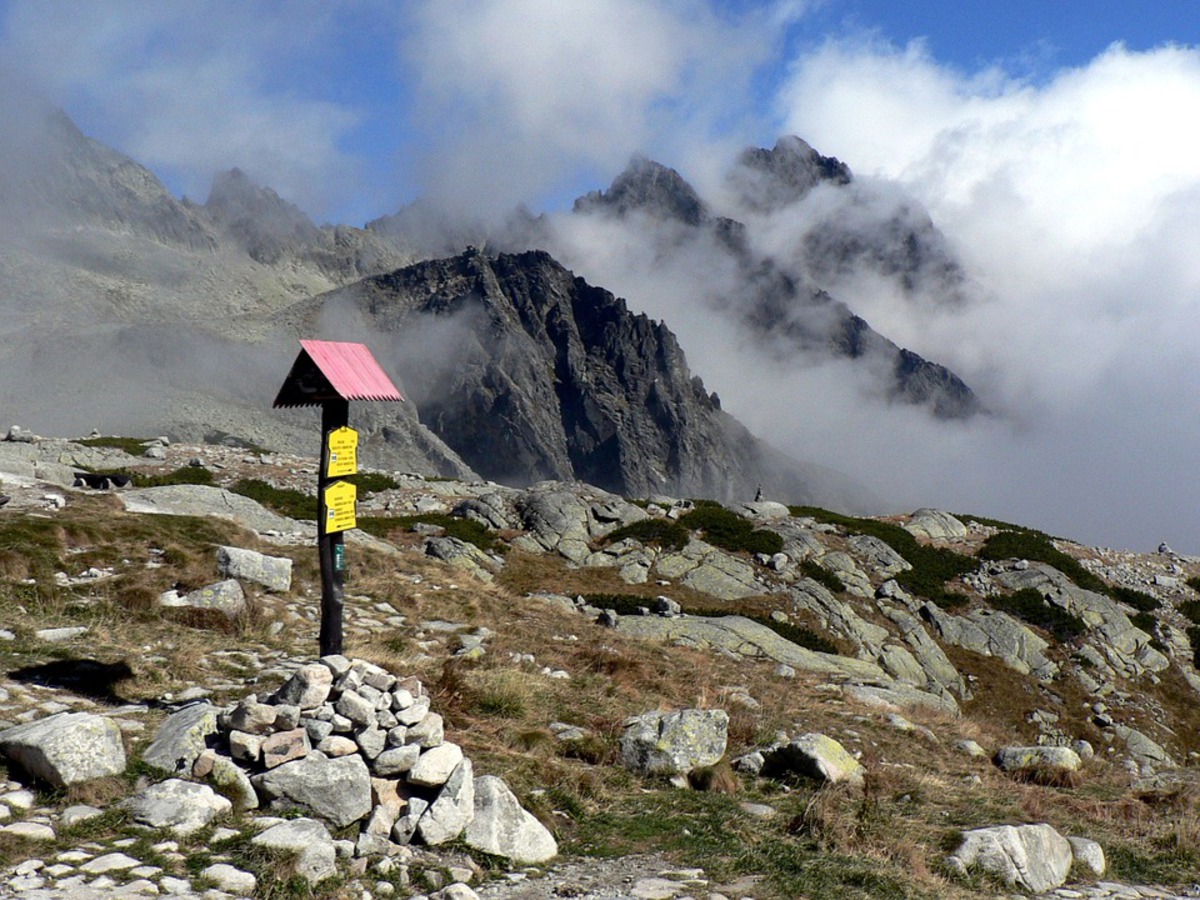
(2, 1, 1200, 551)
(2, 1, 1195, 225)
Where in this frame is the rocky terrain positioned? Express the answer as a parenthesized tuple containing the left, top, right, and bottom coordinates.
(2, 431, 1200, 899)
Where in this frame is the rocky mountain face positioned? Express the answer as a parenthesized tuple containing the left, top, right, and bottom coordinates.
(284, 248, 864, 506)
(563, 147, 980, 419)
(0, 105, 976, 504)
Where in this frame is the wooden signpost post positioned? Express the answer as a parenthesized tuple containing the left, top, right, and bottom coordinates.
(274, 341, 403, 656)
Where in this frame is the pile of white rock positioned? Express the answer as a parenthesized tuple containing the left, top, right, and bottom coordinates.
(148, 655, 558, 867)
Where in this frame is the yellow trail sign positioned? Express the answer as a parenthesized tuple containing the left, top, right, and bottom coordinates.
(326, 426, 359, 478)
(323, 480, 357, 534)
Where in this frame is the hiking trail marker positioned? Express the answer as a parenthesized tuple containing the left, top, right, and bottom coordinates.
(274, 340, 403, 655)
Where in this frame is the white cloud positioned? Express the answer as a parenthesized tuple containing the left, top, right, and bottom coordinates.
(764, 38, 1200, 550)
(0, 0, 367, 218)
(399, 0, 778, 216)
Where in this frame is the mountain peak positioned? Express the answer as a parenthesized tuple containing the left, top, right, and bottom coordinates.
(729, 135, 852, 212)
(203, 168, 321, 264)
(574, 155, 709, 226)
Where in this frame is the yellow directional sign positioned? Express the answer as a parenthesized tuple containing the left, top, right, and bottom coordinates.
(326, 426, 359, 478)
(323, 480, 357, 534)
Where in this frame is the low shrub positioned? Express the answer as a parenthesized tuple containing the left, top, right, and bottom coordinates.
(355, 514, 501, 553)
(1129, 612, 1159, 636)
(1178, 600, 1200, 626)
(1188, 576, 1200, 594)
(1188, 626, 1200, 669)
(345, 472, 401, 494)
(77, 436, 152, 455)
(790, 506, 975, 608)
(228, 479, 318, 520)
(91, 466, 215, 488)
(604, 518, 690, 551)
(751, 615, 841, 655)
(978, 531, 1109, 594)
(989, 588, 1087, 642)
(799, 559, 845, 594)
(1112, 586, 1162, 612)
(678, 506, 783, 555)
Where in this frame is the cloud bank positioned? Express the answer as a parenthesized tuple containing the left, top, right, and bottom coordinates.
(1, 2, 1198, 551)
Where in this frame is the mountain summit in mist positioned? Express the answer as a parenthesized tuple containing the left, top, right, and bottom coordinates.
(0, 106, 977, 509)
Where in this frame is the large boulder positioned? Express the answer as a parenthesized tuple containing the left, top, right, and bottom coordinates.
(251, 818, 337, 885)
(124, 778, 232, 835)
(216, 545, 293, 592)
(0, 712, 126, 787)
(251, 753, 372, 828)
(904, 509, 967, 540)
(994, 746, 1083, 773)
(416, 758, 475, 846)
(761, 733, 864, 786)
(619, 709, 728, 776)
(161, 579, 246, 619)
(465, 775, 558, 864)
(142, 703, 219, 775)
(946, 823, 1073, 892)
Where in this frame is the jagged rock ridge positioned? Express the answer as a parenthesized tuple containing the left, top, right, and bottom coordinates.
(569, 150, 980, 419)
(286, 248, 865, 507)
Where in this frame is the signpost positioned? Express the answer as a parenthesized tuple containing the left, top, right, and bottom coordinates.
(273, 340, 404, 656)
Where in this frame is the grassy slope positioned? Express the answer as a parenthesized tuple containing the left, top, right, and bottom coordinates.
(1, 487, 1200, 897)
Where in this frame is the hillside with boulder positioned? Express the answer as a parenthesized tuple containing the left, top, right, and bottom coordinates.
(2, 433, 1200, 898)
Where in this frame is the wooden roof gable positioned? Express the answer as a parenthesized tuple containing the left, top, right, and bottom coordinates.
(273, 340, 404, 408)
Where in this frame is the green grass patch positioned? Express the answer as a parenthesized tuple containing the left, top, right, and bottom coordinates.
(603, 518, 690, 551)
(76, 436, 152, 455)
(790, 506, 975, 609)
(344, 472, 401, 494)
(677, 506, 783, 555)
(229, 479, 318, 520)
(799, 559, 846, 594)
(989, 588, 1087, 642)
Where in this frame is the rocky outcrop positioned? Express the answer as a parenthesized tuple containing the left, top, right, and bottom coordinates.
(297, 248, 863, 505)
(619, 709, 729, 776)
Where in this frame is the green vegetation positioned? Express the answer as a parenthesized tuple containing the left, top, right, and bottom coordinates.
(77, 435, 153, 455)
(799, 559, 846, 594)
(355, 514, 502, 553)
(790, 506, 974, 609)
(344, 472, 401, 494)
(1188, 575, 1200, 593)
(1110, 586, 1162, 612)
(677, 505, 783, 555)
(977, 531, 1109, 594)
(750, 614, 841, 655)
(603, 518, 690, 551)
(1188, 626, 1200, 669)
(988, 588, 1087, 642)
(229, 479, 318, 520)
(90, 466, 216, 488)
(1180, 600, 1200, 626)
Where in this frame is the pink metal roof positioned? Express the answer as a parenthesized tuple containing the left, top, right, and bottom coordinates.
(273, 340, 404, 407)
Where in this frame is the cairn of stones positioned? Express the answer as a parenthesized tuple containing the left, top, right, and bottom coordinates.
(153, 654, 556, 866)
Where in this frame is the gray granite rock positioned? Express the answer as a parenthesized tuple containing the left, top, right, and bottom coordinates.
(946, 823, 1073, 892)
(465, 775, 558, 864)
(252, 753, 372, 827)
(619, 709, 728, 776)
(125, 778, 232, 834)
(217, 545, 293, 591)
(251, 818, 337, 885)
(0, 712, 126, 787)
(142, 703, 219, 775)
